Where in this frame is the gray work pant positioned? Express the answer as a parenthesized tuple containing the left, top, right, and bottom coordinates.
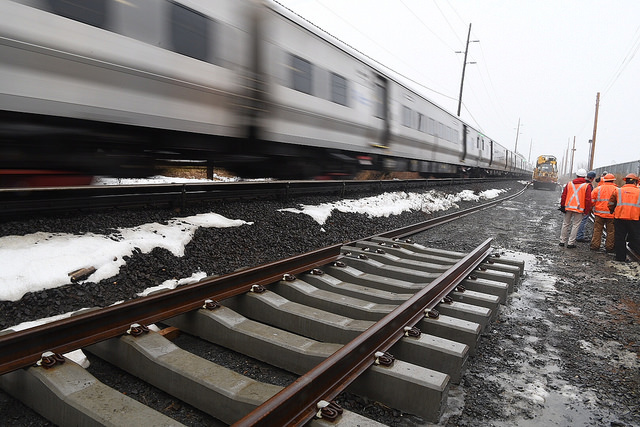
(560, 211, 583, 246)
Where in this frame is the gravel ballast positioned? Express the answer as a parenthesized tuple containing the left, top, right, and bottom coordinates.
(0, 180, 638, 426)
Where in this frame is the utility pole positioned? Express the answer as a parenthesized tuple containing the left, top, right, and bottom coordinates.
(528, 138, 532, 163)
(563, 143, 567, 175)
(514, 118, 522, 154)
(569, 136, 576, 175)
(456, 24, 478, 117)
(589, 92, 600, 170)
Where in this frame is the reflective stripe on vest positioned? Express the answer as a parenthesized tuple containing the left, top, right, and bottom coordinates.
(614, 186, 640, 220)
(566, 182, 588, 213)
(592, 183, 616, 218)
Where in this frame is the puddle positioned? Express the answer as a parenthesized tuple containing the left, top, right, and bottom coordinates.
(489, 387, 610, 427)
(433, 250, 625, 426)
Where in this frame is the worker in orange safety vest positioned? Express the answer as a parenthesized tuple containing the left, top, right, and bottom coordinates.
(608, 173, 640, 261)
(559, 168, 592, 248)
(590, 173, 618, 252)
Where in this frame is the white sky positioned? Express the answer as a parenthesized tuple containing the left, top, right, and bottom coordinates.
(275, 0, 640, 171)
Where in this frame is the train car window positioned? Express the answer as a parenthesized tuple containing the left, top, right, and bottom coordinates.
(452, 129, 459, 144)
(402, 106, 412, 128)
(418, 113, 426, 132)
(169, 1, 210, 62)
(110, 0, 163, 48)
(291, 55, 313, 95)
(330, 73, 348, 106)
(427, 118, 435, 135)
(374, 79, 387, 119)
(48, 0, 109, 30)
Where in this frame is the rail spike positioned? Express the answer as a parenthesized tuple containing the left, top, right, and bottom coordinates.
(425, 308, 440, 319)
(374, 351, 395, 366)
(251, 284, 266, 293)
(403, 326, 422, 337)
(36, 351, 65, 369)
(127, 323, 149, 337)
(316, 400, 344, 420)
(202, 299, 220, 310)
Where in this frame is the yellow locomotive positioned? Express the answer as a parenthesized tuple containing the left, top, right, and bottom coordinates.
(532, 155, 558, 190)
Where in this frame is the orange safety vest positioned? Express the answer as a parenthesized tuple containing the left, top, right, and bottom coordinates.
(614, 184, 640, 220)
(565, 182, 588, 213)
(591, 182, 617, 218)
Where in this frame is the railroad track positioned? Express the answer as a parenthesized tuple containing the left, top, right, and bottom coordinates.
(0, 177, 510, 217)
(0, 188, 527, 425)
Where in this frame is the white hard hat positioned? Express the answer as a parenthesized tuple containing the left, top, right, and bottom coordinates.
(576, 168, 587, 177)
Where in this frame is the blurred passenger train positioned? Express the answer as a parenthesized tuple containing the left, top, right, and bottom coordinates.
(0, 0, 531, 185)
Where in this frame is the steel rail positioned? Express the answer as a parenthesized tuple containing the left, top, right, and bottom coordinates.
(0, 183, 524, 380)
(0, 245, 341, 376)
(378, 183, 528, 239)
(0, 177, 510, 216)
(234, 238, 493, 426)
(0, 184, 521, 422)
(0, 184, 524, 375)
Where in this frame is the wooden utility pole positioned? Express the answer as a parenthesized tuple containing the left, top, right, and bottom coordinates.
(589, 92, 600, 170)
(514, 118, 521, 154)
(562, 141, 568, 175)
(457, 24, 477, 117)
(569, 137, 576, 175)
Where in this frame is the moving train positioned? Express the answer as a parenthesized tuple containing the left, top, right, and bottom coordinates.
(0, 0, 531, 185)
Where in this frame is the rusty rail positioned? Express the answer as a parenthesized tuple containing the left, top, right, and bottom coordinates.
(233, 238, 493, 426)
(0, 186, 526, 375)
(0, 182, 525, 418)
(0, 245, 340, 375)
(0, 177, 508, 216)
(379, 183, 528, 239)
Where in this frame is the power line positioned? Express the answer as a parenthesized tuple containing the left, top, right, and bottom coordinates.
(399, 0, 458, 52)
(603, 23, 640, 94)
(273, 0, 456, 99)
(437, 0, 515, 131)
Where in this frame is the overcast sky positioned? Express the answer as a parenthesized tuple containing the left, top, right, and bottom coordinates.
(275, 0, 640, 172)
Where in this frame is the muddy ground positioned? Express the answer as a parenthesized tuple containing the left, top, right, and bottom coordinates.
(423, 184, 640, 426)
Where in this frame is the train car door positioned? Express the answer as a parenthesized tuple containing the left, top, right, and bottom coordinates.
(460, 124, 468, 161)
(489, 140, 494, 166)
(373, 76, 390, 148)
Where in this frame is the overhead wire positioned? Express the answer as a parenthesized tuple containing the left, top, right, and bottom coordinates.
(273, 0, 455, 100)
(275, 0, 517, 141)
(603, 23, 640, 94)
(439, 0, 517, 134)
(399, 0, 460, 51)
(400, 0, 513, 139)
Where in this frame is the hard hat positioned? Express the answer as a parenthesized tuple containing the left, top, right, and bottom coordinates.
(625, 173, 639, 181)
(603, 173, 615, 182)
(587, 171, 596, 179)
(576, 168, 587, 177)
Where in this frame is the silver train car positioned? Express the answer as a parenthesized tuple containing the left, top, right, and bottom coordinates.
(0, 0, 531, 181)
